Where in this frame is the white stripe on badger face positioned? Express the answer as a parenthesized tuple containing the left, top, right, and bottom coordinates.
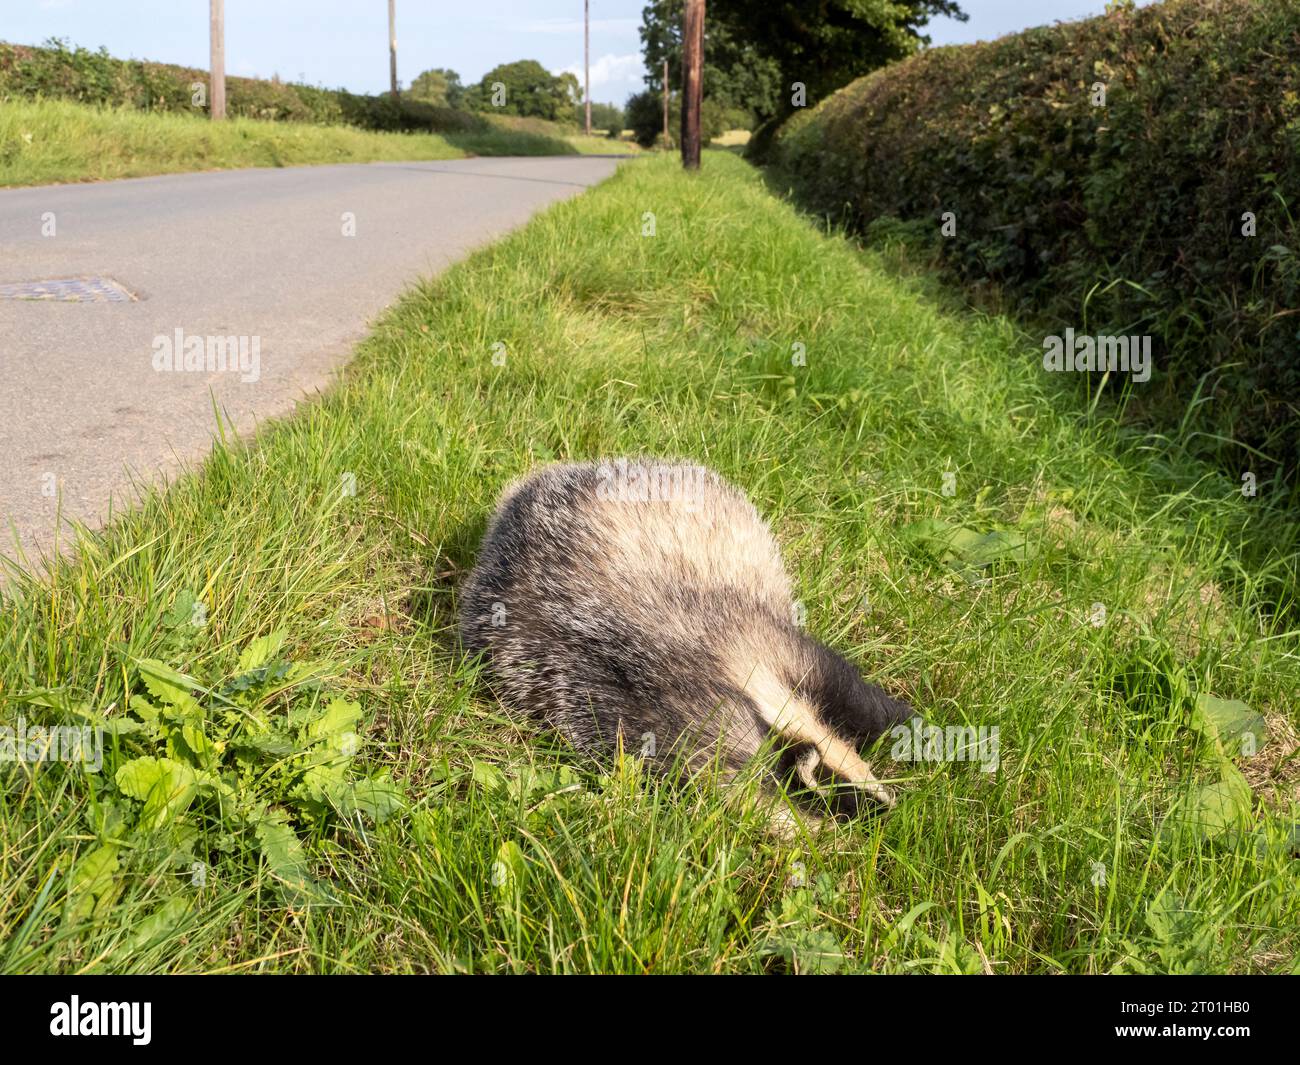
(794, 746, 825, 794)
(738, 664, 896, 808)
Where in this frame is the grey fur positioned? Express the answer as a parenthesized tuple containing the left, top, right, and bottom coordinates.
(458, 459, 914, 813)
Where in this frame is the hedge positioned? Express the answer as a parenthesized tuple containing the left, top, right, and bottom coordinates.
(765, 0, 1300, 479)
(0, 38, 489, 135)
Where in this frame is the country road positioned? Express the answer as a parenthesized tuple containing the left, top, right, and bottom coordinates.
(0, 155, 624, 568)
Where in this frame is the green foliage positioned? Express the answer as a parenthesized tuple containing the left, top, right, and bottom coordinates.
(464, 59, 576, 122)
(407, 67, 465, 108)
(767, 0, 1300, 478)
(902, 518, 1034, 576)
(641, 0, 963, 125)
(625, 89, 730, 149)
(0, 38, 479, 136)
(14, 616, 401, 936)
(639, 0, 781, 122)
(577, 100, 624, 134)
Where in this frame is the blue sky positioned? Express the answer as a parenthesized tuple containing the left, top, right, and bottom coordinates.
(5, 1, 1154, 106)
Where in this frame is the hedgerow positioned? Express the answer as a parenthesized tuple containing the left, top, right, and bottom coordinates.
(766, 0, 1300, 480)
(0, 38, 490, 135)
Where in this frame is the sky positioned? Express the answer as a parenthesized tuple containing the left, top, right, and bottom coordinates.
(4, 1, 1157, 107)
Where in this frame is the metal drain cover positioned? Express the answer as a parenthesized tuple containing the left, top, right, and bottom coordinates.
(0, 277, 137, 303)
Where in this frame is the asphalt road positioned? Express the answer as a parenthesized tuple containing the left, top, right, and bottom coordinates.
(0, 156, 623, 568)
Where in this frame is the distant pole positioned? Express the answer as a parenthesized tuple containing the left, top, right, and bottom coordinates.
(209, 0, 226, 120)
(584, 0, 591, 134)
(680, 0, 704, 169)
(662, 58, 669, 147)
(388, 0, 399, 98)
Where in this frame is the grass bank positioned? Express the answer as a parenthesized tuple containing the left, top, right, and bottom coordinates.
(0, 98, 636, 187)
(1, 152, 1296, 974)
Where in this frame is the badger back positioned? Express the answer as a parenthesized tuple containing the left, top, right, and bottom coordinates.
(458, 461, 796, 756)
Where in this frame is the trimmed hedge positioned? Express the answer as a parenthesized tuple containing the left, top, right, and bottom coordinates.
(0, 38, 489, 135)
(766, 0, 1300, 478)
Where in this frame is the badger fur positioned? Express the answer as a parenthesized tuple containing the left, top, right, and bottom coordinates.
(458, 459, 915, 818)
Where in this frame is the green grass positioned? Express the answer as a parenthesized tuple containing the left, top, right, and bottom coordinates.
(0, 98, 638, 187)
(1, 152, 1296, 974)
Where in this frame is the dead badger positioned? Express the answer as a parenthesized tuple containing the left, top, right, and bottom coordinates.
(458, 459, 915, 819)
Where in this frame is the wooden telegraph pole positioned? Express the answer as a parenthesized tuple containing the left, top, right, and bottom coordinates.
(662, 58, 669, 148)
(388, 0, 399, 98)
(680, 0, 704, 169)
(584, 0, 592, 135)
(209, 0, 226, 120)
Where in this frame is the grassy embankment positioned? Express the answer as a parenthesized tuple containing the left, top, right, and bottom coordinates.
(1, 152, 1296, 973)
(0, 97, 636, 187)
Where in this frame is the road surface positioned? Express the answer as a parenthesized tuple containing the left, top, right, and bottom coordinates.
(0, 156, 623, 568)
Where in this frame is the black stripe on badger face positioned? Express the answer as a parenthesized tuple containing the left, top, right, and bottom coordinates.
(772, 635, 917, 817)
(793, 635, 917, 746)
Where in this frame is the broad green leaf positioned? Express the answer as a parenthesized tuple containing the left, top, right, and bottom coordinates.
(491, 840, 527, 892)
(129, 695, 161, 726)
(115, 756, 199, 832)
(121, 895, 193, 954)
(962, 528, 1032, 567)
(902, 519, 1033, 572)
(471, 760, 506, 792)
(62, 843, 121, 925)
(761, 890, 846, 974)
(331, 773, 403, 822)
(297, 699, 362, 804)
(253, 815, 326, 904)
(238, 630, 287, 672)
(99, 718, 143, 737)
(1163, 764, 1254, 845)
(162, 589, 197, 628)
(1190, 694, 1267, 758)
(302, 697, 361, 742)
(136, 659, 202, 716)
(180, 723, 219, 770)
(237, 730, 297, 757)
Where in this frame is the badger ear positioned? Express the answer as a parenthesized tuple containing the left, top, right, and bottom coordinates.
(797, 638, 916, 745)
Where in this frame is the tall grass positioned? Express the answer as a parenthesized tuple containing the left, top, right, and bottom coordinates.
(1, 152, 1295, 973)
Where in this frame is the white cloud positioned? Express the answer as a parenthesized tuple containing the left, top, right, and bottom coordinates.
(557, 52, 645, 91)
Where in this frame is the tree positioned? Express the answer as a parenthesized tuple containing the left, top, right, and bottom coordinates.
(579, 101, 624, 132)
(556, 70, 583, 109)
(640, 0, 781, 125)
(408, 67, 465, 108)
(626, 90, 725, 148)
(640, 0, 965, 125)
(466, 59, 573, 120)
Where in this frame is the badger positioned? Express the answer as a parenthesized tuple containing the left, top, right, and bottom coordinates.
(457, 458, 915, 821)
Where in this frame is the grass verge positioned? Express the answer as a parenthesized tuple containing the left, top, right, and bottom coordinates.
(1, 152, 1296, 974)
(0, 98, 637, 187)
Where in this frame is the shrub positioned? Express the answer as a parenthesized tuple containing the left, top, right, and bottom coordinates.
(626, 89, 729, 149)
(0, 38, 489, 136)
(766, 0, 1300, 479)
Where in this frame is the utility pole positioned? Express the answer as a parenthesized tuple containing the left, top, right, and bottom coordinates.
(388, 0, 399, 99)
(680, 0, 704, 169)
(584, 0, 591, 135)
(661, 58, 669, 148)
(209, 0, 226, 120)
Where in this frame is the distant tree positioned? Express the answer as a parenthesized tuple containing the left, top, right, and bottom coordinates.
(640, 0, 965, 124)
(579, 101, 625, 131)
(408, 67, 465, 108)
(556, 70, 582, 109)
(625, 90, 725, 147)
(467, 59, 572, 120)
(640, 1, 781, 125)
